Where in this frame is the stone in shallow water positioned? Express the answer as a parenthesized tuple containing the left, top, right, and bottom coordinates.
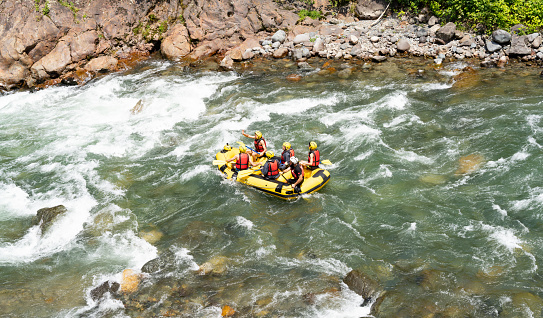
(140, 229, 163, 244)
(32, 205, 67, 233)
(455, 153, 485, 175)
(419, 174, 447, 184)
(120, 269, 141, 293)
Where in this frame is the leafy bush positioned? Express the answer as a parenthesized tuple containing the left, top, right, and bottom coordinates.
(396, 0, 543, 33)
(298, 9, 322, 20)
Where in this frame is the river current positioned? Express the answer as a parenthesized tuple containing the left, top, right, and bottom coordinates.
(1, 58, 543, 317)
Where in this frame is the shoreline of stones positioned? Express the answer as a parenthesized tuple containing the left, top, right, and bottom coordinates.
(219, 15, 543, 70)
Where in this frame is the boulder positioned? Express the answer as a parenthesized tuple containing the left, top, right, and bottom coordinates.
(372, 55, 387, 62)
(396, 38, 410, 52)
(271, 30, 287, 43)
(343, 270, 380, 304)
(120, 269, 141, 293)
(511, 24, 528, 34)
(509, 35, 531, 55)
(32, 205, 68, 233)
(492, 29, 512, 44)
(319, 25, 343, 36)
(427, 16, 439, 26)
(293, 34, 310, 45)
(85, 56, 118, 72)
(0, 61, 29, 88)
(161, 24, 191, 60)
(90, 281, 120, 301)
(220, 55, 234, 70)
(337, 67, 353, 79)
(485, 40, 502, 53)
(455, 153, 484, 175)
(532, 35, 542, 49)
(436, 22, 456, 43)
(355, 0, 388, 19)
(229, 48, 243, 62)
(459, 34, 474, 47)
(189, 41, 219, 60)
(273, 47, 289, 58)
(350, 44, 363, 56)
(312, 38, 324, 53)
(31, 41, 72, 79)
(69, 31, 99, 62)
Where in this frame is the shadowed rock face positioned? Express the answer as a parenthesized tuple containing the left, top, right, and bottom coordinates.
(0, 0, 297, 89)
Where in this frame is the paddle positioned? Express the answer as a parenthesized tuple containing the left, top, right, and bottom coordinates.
(321, 160, 332, 165)
(237, 167, 261, 179)
(212, 160, 227, 165)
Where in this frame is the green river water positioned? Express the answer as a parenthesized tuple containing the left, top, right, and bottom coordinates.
(1, 57, 543, 317)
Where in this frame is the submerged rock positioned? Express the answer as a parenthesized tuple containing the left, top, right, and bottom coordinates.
(343, 269, 381, 305)
(32, 205, 67, 233)
(455, 153, 485, 175)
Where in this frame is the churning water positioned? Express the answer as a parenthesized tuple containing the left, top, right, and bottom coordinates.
(2, 58, 543, 317)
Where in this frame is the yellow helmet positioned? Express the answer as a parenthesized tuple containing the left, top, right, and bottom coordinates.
(309, 141, 318, 150)
(239, 145, 247, 153)
(255, 131, 262, 139)
(224, 144, 232, 151)
(265, 151, 274, 158)
(283, 142, 291, 150)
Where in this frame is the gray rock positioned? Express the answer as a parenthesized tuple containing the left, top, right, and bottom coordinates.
(485, 40, 502, 53)
(537, 52, 543, 59)
(273, 47, 289, 58)
(416, 28, 428, 38)
(429, 24, 441, 36)
(293, 48, 303, 60)
(434, 58, 443, 65)
(533, 36, 542, 48)
(32, 205, 68, 233)
(302, 48, 311, 57)
(350, 44, 363, 56)
(261, 40, 272, 46)
(459, 34, 474, 46)
(90, 281, 120, 301)
(397, 38, 410, 52)
(293, 34, 310, 44)
(511, 24, 528, 34)
(271, 30, 287, 43)
(372, 55, 387, 62)
(428, 16, 439, 26)
(313, 38, 324, 52)
(242, 50, 255, 60)
(340, 43, 351, 50)
(436, 22, 456, 43)
(492, 29, 512, 44)
(527, 33, 540, 43)
(370, 36, 380, 43)
(355, 0, 388, 19)
(509, 35, 532, 55)
(297, 61, 313, 70)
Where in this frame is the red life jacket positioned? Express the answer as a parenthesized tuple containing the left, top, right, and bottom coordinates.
(254, 138, 266, 153)
(281, 149, 295, 164)
(266, 159, 279, 177)
(291, 165, 303, 180)
(308, 150, 320, 167)
(236, 153, 250, 170)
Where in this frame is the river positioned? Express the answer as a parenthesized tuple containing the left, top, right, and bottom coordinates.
(1, 57, 543, 317)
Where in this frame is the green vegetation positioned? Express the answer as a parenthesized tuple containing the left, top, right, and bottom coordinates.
(133, 17, 169, 41)
(298, 9, 322, 20)
(34, 0, 50, 15)
(396, 0, 543, 33)
(329, 0, 349, 7)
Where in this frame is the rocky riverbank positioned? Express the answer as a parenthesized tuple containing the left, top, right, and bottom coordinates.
(1, 0, 542, 91)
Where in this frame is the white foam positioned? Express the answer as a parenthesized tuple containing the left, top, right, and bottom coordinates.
(173, 246, 200, 271)
(235, 216, 254, 230)
(92, 230, 157, 270)
(0, 183, 32, 220)
(511, 151, 529, 161)
(180, 165, 210, 182)
(309, 286, 372, 318)
(481, 224, 523, 251)
(0, 195, 96, 264)
(492, 204, 508, 218)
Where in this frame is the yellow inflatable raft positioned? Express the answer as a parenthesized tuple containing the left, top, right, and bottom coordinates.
(215, 147, 331, 200)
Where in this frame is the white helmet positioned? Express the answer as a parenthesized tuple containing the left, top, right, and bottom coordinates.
(290, 156, 298, 165)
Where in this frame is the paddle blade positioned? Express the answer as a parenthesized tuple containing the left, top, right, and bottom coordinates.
(236, 141, 245, 146)
(237, 168, 261, 179)
(321, 160, 332, 165)
(213, 160, 227, 165)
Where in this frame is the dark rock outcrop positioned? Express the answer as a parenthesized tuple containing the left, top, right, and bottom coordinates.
(343, 269, 381, 305)
(436, 22, 456, 43)
(31, 205, 67, 233)
(90, 280, 120, 301)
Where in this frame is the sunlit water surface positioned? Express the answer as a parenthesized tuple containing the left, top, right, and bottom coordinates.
(2, 58, 543, 317)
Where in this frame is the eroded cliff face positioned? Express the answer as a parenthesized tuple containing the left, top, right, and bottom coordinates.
(0, 0, 298, 89)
